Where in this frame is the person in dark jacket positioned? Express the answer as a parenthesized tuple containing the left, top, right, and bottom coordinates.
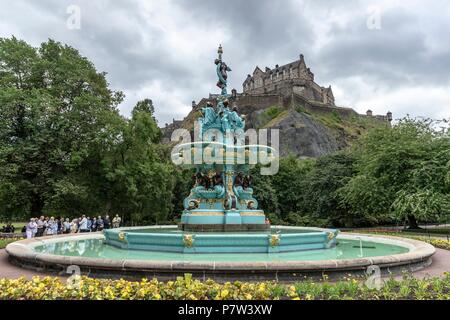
(103, 215, 111, 229)
(96, 216, 104, 231)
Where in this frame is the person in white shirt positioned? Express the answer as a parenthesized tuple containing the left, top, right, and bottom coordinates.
(79, 215, 88, 233)
(63, 218, 71, 234)
(70, 219, 78, 233)
(26, 218, 37, 239)
(46, 217, 56, 235)
(112, 215, 122, 228)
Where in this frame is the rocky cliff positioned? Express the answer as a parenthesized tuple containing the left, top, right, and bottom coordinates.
(162, 94, 390, 158)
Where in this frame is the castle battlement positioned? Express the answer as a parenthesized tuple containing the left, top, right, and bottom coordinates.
(242, 54, 335, 106)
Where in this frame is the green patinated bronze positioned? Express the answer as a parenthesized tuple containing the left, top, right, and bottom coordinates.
(178, 46, 268, 231)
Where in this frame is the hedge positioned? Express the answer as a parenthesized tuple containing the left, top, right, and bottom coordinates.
(0, 274, 450, 300)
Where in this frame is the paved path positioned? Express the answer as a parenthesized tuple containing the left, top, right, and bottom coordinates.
(0, 249, 67, 280)
(393, 248, 450, 279)
(0, 248, 449, 281)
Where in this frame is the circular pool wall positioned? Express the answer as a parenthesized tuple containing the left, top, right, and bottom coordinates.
(6, 226, 435, 282)
(103, 226, 339, 253)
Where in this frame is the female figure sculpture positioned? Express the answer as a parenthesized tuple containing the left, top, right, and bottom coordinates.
(215, 45, 232, 95)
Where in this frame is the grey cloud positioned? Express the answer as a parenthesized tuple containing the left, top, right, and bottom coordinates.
(315, 6, 450, 88)
(0, 0, 449, 124)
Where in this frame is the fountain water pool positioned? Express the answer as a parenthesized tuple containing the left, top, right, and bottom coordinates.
(34, 232, 409, 262)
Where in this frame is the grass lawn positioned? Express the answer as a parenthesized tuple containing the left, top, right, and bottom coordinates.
(0, 238, 22, 249)
(402, 227, 450, 237)
(347, 230, 450, 250)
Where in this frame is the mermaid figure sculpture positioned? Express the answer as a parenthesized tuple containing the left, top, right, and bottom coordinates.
(215, 44, 232, 96)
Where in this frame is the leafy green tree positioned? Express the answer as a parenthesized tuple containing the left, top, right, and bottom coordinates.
(302, 152, 357, 227)
(339, 117, 450, 228)
(101, 99, 175, 225)
(0, 37, 124, 219)
(251, 165, 279, 217)
(271, 156, 313, 219)
(392, 189, 449, 227)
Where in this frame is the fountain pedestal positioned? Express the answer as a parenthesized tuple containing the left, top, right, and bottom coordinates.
(180, 209, 268, 232)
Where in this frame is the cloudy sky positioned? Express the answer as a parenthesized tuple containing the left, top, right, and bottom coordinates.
(1, 0, 449, 126)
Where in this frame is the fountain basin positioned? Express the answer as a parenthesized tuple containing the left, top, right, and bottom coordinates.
(5, 226, 435, 281)
(103, 226, 339, 253)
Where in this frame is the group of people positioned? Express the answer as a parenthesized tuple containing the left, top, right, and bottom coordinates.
(25, 214, 122, 239)
(1, 223, 16, 233)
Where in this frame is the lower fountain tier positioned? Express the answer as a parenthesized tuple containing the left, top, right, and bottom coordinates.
(103, 226, 339, 254)
(180, 209, 269, 232)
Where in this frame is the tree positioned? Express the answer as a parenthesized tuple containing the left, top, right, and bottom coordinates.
(271, 156, 314, 219)
(101, 100, 175, 225)
(302, 152, 358, 227)
(339, 117, 450, 228)
(0, 37, 125, 219)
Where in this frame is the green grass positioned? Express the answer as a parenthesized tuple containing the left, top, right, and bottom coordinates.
(257, 105, 286, 128)
(0, 238, 22, 249)
(347, 230, 450, 250)
(402, 228, 450, 235)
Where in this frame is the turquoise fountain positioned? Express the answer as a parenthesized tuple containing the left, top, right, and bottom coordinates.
(103, 46, 339, 253)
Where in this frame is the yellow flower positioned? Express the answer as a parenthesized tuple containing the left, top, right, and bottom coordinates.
(220, 290, 229, 299)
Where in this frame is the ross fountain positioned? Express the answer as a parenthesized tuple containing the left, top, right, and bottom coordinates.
(103, 46, 338, 253)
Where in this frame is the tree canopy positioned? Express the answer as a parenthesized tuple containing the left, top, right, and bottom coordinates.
(0, 37, 174, 224)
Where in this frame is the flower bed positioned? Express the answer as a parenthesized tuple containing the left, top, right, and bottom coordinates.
(421, 238, 450, 250)
(0, 274, 449, 300)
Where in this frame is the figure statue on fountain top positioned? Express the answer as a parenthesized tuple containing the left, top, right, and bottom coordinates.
(215, 44, 232, 96)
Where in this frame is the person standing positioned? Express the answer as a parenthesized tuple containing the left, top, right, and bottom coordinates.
(32, 218, 38, 237)
(57, 218, 63, 234)
(87, 217, 92, 232)
(51, 218, 59, 235)
(90, 217, 96, 232)
(63, 218, 71, 234)
(26, 218, 37, 239)
(79, 215, 88, 233)
(36, 216, 45, 237)
(112, 215, 122, 228)
(70, 219, 78, 233)
(103, 215, 111, 230)
(96, 216, 104, 232)
(43, 217, 49, 235)
(46, 217, 56, 236)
